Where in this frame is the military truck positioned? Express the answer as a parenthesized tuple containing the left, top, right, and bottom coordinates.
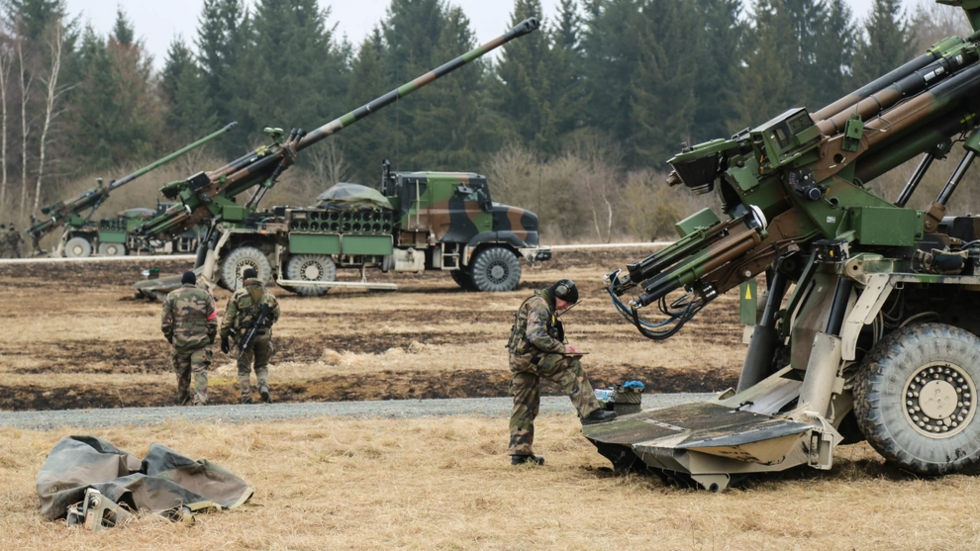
(129, 18, 542, 300)
(27, 123, 235, 257)
(201, 161, 549, 296)
(58, 203, 202, 257)
(585, 0, 980, 491)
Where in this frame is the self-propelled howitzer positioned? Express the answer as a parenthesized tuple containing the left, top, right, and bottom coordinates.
(133, 18, 541, 246)
(587, 1, 980, 490)
(26, 122, 237, 254)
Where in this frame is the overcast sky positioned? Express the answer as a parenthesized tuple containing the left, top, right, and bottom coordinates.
(63, 0, 885, 71)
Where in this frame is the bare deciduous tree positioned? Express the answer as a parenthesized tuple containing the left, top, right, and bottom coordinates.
(16, 38, 31, 217)
(0, 41, 11, 212)
(309, 140, 351, 189)
(33, 20, 67, 213)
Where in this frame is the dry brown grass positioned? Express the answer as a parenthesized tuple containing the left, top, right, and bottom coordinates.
(3, 416, 980, 550)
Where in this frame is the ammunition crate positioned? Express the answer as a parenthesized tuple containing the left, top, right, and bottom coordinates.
(595, 384, 644, 415)
(287, 209, 394, 235)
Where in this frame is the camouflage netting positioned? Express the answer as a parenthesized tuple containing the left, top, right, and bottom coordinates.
(314, 182, 393, 211)
(36, 435, 253, 521)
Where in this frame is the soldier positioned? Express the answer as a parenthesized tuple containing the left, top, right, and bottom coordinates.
(5, 224, 23, 258)
(161, 271, 217, 406)
(506, 279, 616, 466)
(220, 268, 281, 404)
(0, 224, 7, 257)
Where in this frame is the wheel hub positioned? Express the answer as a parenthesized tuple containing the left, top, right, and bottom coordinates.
(904, 363, 976, 438)
(489, 262, 506, 282)
(302, 261, 321, 280)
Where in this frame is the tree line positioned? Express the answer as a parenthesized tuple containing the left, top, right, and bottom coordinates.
(0, 0, 971, 240)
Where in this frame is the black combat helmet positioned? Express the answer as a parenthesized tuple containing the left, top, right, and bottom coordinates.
(552, 279, 578, 304)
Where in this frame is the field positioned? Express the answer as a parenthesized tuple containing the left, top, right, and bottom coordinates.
(0, 248, 743, 410)
(3, 248, 979, 550)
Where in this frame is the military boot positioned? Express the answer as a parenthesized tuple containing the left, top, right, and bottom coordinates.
(511, 454, 545, 466)
(260, 387, 271, 404)
(582, 409, 617, 425)
(240, 395, 253, 405)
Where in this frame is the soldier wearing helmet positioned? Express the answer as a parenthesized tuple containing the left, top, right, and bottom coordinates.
(220, 269, 281, 404)
(505, 279, 616, 466)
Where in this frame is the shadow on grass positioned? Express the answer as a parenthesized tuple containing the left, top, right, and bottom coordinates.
(581, 443, 980, 493)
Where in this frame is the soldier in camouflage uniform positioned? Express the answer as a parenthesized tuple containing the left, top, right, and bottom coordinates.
(220, 269, 281, 404)
(506, 279, 616, 465)
(5, 224, 23, 258)
(161, 271, 218, 406)
(0, 224, 7, 257)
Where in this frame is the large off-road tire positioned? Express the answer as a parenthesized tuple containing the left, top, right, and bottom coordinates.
(220, 246, 273, 290)
(64, 237, 92, 258)
(450, 268, 479, 292)
(98, 242, 126, 256)
(470, 247, 521, 292)
(854, 323, 980, 474)
(285, 254, 335, 297)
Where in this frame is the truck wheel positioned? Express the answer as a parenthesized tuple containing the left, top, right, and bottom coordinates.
(450, 269, 479, 292)
(98, 242, 126, 256)
(64, 237, 92, 258)
(471, 247, 521, 292)
(220, 246, 273, 290)
(854, 323, 980, 474)
(285, 254, 335, 297)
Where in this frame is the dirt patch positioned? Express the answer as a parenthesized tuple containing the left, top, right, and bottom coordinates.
(0, 365, 737, 411)
(0, 246, 747, 411)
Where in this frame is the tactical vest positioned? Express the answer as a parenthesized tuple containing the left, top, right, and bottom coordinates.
(506, 293, 564, 355)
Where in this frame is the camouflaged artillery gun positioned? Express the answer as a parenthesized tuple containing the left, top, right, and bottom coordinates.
(26, 123, 236, 257)
(195, 161, 550, 298)
(585, 0, 980, 491)
(131, 18, 541, 300)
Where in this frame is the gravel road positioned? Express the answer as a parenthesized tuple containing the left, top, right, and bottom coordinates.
(0, 394, 715, 430)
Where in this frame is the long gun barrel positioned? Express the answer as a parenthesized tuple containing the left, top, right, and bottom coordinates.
(26, 122, 237, 244)
(135, 18, 541, 241)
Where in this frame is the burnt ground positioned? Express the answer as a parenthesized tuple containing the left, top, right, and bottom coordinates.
(0, 248, 745, 411)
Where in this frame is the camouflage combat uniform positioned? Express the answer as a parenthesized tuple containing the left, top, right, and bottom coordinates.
(161, 283, 218, 405)
(507, 288, 601, 457)
(221, 279, 280, 403)
(4, 227, 22, 258)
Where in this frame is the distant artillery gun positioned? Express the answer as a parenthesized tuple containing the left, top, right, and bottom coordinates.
(586, 1, 980, 490)
(130, 18, 544, 300)
(27, 123, 237, 257)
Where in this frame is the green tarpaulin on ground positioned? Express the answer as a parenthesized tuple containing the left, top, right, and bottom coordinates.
(37, 435, 253, 522)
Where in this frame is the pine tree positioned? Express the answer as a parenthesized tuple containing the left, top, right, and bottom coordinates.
(66, 24, 160, 170)
(405, 5, 499, 168)
(5, 0, 64, 41)
(738, 0, 797, 126)
(342, 29, 401, 185)
(195, 0, 249, 152)
(238, 0, 350, 149)
(111, 7, 134, 47)
(810, 0, 856, 109)
(162, 38, 217, 143)
(549, 0, 588, 140)
(160, 38, 194, 107)
(580, 0, 648, 154)
(494, 0, 557, 152)
(692, 0, 745, 140)
(852, 0, 915, 85)
(629, 0, 700, 166)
